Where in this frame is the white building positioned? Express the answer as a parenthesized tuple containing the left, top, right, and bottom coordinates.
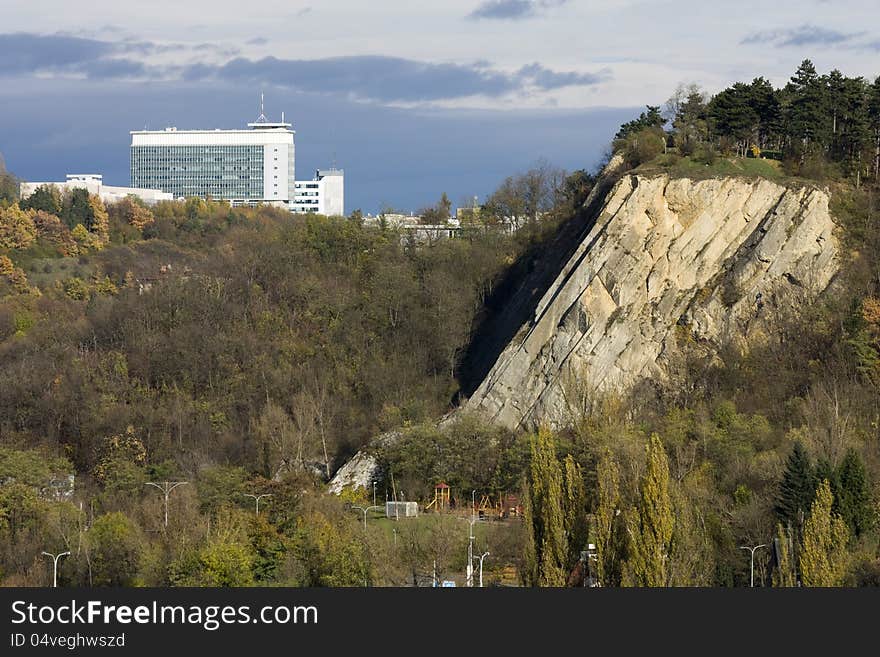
(20, 174, 173, 206)
(292, 168, 344, 216)
(130, 113, 295, 207)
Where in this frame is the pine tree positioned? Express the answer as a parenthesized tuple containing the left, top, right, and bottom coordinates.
(595, 449, 620, 587)
(775, 441, 815, 532)
(867, 76, 880, 181)
(749, 77, 783, 149)
(836, 449, 873, 538)
(786, 59, 830, 153)
(623, 434, 674, 587)
(708, 83, 759, 156)
(799, 480, 849, 587)
(19, 184, 62, 215)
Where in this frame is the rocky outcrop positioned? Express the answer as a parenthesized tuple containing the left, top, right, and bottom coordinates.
(462, 174, 839, 429)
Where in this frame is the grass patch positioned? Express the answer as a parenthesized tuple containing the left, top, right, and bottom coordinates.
(635, 154, 786, 182)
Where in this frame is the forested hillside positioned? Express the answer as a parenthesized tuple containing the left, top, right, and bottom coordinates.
(1, 60, 879, 587)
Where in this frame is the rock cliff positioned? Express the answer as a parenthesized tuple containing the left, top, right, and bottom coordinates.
(462, 173, 839, 429)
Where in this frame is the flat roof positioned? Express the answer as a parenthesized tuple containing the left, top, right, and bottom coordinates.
(130, 127, 294, 134)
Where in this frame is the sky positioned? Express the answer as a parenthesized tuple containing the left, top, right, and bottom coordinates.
(0, 0, 878, 213)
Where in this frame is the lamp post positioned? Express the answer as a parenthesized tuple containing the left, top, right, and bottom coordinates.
(477, 551, 490, 587)
(739, 544, 767, 587)
(351, 505, 383, 530)
(244, 493, 272, 515)
(145, 481, 188, 528)
(372, 481, 377, 508)
(459, 516, 476, 587)
(42, 551, 70, 588)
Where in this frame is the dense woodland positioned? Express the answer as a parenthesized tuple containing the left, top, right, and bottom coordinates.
(1, 60, 880, 587)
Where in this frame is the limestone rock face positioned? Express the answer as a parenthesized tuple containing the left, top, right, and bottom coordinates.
(462, 174, 839, 429)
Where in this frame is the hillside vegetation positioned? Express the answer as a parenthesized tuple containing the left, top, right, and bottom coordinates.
(0, 60, 879, 587)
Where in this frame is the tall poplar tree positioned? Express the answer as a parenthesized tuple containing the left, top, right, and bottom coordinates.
(595, 449, 621, 587)
(563, 454, 588, 569)
(623, 434, 674, 587)
(799, 480, 850, 587)
(771, 523, 798, 587)
(522, 428, 568, 587)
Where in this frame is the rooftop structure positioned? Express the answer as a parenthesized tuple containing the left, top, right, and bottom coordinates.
(19, 174, 173, 206)
(292, 168, 344, 216)
(130, 101, 295, 207)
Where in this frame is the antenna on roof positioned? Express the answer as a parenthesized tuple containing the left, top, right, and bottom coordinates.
(257, 91, 267, 123)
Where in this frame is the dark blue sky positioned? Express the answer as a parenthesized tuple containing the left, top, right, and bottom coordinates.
(3, 1, 876, 213)
(0, 80, 632, 214)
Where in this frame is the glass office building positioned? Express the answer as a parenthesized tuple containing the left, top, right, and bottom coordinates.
(130, 118, 295, 206)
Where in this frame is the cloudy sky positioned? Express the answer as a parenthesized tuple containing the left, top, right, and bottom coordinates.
(1, 0, 877, 212)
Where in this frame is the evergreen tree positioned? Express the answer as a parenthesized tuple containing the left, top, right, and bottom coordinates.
(786, 59, 830, 152)
(19, 184, 62, 215)
(749, 77, 783, 149)
(623, 434, 674, 587)
(775, 441, 815, 532)
(61, 188, 93, 230)
(867, 76, 880, 180)
(615, 105, 666, 140)
(799, 480, 849, 587)
(836, 449, 873, 538)
(708, 83, 759, 156)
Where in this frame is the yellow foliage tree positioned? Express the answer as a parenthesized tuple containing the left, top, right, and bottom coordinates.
(623, 434, 674, 587)
(0, 204, 37, 250)
(799, 479, 850, 587)
(88, 195, 109, 245)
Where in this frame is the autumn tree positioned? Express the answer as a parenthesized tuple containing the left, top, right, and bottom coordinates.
(0, 204, 37, 250)
(594, 449, 621, 586)
(799, 479, 849, 586)
(87, 512, 142, 586)
(623, 434, 674, 587)
(522, 428, 568, 586)
(771, 523, 798, 587)
(563, 454, 588, 568)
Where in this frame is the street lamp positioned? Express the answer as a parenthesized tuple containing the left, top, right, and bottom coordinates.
(739, 544, 767, 587)
(144, 481, 188, 528)
(372, 481, 377, 507)
(459, 516, 476, 587)
(244, 493, 272, 515)
(42, 551, 70, 588)
(477, 551, 490, 587)
(351, 505, 383, 530)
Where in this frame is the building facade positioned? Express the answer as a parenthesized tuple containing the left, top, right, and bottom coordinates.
(292, 168, 344, 216)
(20, 174, 173, 206)
(130, 118, 295, 207)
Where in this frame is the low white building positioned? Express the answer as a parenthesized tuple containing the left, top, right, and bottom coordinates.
(20, 174, 173, 206)
(292, 168, 344, 216)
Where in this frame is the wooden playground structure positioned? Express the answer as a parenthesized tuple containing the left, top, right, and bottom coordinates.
(424, 482, 521, 519)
